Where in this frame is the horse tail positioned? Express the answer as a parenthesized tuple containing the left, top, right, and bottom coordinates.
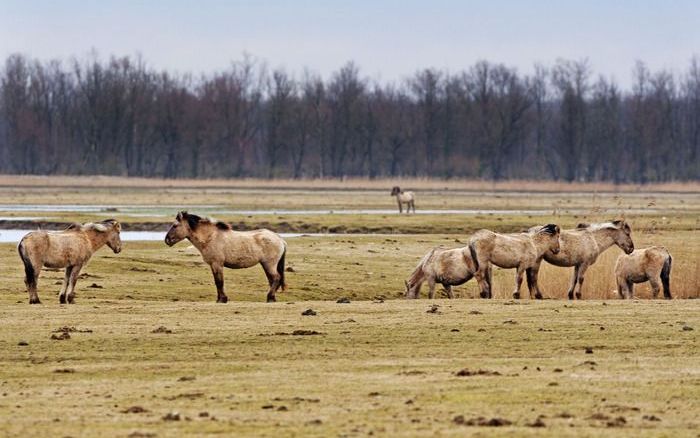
(277, 244, 287, 292)
(468, 242, 479, 271)
(661, 253, 672, 299)
(18, 239, 35, 288)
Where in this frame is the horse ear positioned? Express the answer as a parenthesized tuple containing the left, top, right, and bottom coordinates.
(576, 222, 590, 229)
(611, 219, 623, 227)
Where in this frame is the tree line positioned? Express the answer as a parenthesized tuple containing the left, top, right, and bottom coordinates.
(1, 53, 699, 182)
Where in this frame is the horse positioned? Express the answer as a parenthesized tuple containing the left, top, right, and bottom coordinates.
(390, 186, 415, 213)
(17, 219, 122, 304)
(164, 211, 287, 303)
(404, 246, 477, 299)
(537, 220, 634, 300)
(614, 246, 672, 299)
(468, 224, 561, 299)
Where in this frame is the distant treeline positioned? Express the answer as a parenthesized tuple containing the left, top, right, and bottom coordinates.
(1, 53, 699, 181)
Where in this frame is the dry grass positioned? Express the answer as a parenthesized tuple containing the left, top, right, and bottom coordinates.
(1, 174, 699, 193)
(0, 231, 696, 305)
(0, 299, 697, 437)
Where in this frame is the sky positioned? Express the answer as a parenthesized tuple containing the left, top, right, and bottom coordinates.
(2, 0, 699, 87)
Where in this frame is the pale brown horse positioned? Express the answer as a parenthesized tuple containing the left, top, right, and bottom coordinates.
(391, 186, 415, 213)
(615, 246, 672, 299)
(469, 224, 561, 299)
(538, 220, 634, 300)
(17, 219, 122, 304)
(404, 246, 477, 299)
(165, 212, 287, 303)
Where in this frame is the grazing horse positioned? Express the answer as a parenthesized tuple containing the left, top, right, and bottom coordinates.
(469, 224, 561, 299)
(615, 246, 672, 299)
(538, 220, 634, 300)
(164, 211, 287, 303)
(404, 246, 477, 299)
(17, 219, 122, 304)
(390, 186, 415, 213)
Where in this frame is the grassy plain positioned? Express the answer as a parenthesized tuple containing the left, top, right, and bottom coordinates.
(0, 176, 698, 436)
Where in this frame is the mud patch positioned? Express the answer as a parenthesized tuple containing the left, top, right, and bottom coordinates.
(151, 326, 173, 334)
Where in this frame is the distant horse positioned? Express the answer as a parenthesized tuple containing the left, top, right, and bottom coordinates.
(615, 246, 672, 299)
(469, 224, 561, 299)
(165, 211, 287, 303)
(17, 219, 122, 304)
(537, 220, 634, 299)
(391, 186, 415, 213)
(404, 246, 477, 299)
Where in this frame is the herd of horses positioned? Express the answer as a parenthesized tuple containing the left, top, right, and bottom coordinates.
(16, 197, 673, 304)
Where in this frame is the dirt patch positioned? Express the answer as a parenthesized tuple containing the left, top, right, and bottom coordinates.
(164, 392, 204, 401)
(53, 326, 93, 333)
(455, 369, 502, 377)
(151, 326, 172, 334)
(453, 415, 512, 426)
(50, 332, 71, 340)
(122, 406, 149, 414)
(53, 368, 75, 373)
(301, 308, 317, 316)
(426, 305, 440, 314)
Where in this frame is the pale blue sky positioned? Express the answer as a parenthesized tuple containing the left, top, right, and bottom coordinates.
(2, 0, 699, 86)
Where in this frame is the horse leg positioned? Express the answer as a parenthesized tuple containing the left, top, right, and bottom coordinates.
(626, 280, 634, 299)
(485, 264, 493, 298)
(410, 200, 415, 213)
(66, 264, 82, 304)
(574, 264, 589, 299)
(567, 266, 580, 300)
(26, 265, 41, 305)
(444, 284, 454, 299)
(211, 264, 228, 303)
(475, 268, 490, 299)
(397, 199, 402, 214)
(59, 266, 73, 304)
(512, 267, 524, 299)
(427, 278, 436, 299)
(262, 262, 280, 303)
(649, 277, 662, 299)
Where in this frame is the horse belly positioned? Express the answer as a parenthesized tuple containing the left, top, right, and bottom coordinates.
(223, 253, 259, 269)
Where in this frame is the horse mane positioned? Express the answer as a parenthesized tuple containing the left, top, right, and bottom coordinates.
(406, 247, 437, 286)
(539, 224, 559, 235)
(178, 211, 230, 231)
(65, 222, 82, 231)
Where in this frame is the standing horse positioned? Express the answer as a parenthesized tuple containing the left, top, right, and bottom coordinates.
(404, 246, 477, 299)
(164, 211, 287, 303)
(390, 186, 415, 213)
(538, 220, 634, 299)
(615, 246, 672, 299)
(17, 219, 122, 304)
(468, 224, 561, 299)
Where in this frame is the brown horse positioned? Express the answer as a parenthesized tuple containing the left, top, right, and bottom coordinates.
(165, 211, 287, 303)
(469, 224, 561, 299)
(538, 220, 634, 299)
(615, 246, 672, 299)
(391, 186, 415, 213)
(17, 219, 122, 304)
(404, 246, 477, 299)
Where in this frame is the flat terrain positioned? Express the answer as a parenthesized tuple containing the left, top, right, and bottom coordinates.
(0, 300, 698, 437)
(0, 176, 698, 436)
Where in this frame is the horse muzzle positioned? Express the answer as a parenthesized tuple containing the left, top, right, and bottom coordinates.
(165, 236, 175, 247)
(551, 248, 561, 255)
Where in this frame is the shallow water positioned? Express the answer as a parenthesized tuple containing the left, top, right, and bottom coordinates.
(0, 230, 323, 243)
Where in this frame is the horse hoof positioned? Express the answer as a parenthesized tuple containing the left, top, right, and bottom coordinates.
(59, 295, 66, 304)
(266, 296, 276, 303)
(535, 293, 543, 300)
(575, 293, 582, 300)
(479, 291, 489, 299)
(512, 293, 520, 299)
(29, 298, 41, 305)
(567, 293, 574, 300)
(217, 296, 228, 303)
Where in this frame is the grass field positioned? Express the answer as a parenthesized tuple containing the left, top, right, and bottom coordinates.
(0, 300, 698, 437)
(0, 176, 698, 436)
